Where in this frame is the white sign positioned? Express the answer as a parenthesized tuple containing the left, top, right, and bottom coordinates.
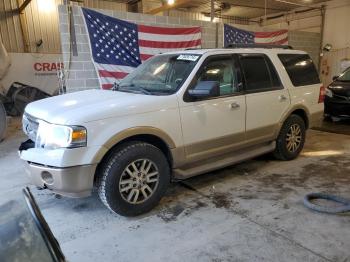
(1, 53, 62, 95)
(177, 54, 200, 61)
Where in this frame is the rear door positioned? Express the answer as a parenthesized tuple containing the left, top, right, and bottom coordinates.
(239, 54, 290, 143)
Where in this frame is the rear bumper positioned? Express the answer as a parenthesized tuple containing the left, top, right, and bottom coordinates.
(23, 161, 97, 198)
(324, 97, 350, 118)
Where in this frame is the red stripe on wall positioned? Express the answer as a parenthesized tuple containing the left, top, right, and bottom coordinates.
(138, 25, 201, 35)
(139, 39, 201, 48)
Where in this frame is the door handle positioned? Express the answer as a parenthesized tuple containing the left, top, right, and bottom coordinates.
(230, 102, 240, 109)
(279, 95, 288, 101)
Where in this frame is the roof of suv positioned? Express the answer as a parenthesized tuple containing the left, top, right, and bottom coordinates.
(167, 48, 307, 56)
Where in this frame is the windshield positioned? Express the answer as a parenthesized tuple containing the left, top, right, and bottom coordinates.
(337, 67, 350, 81)
(118, 54, 201, 95)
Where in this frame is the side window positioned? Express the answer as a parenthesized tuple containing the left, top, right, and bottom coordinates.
(239, 54, 282, 92)
(195, 56, 239, 96)
(278, 54, 320, 86)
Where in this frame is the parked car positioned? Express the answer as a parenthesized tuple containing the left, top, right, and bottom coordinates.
(19, 45, 324, 216)
(324, 67, 350, 120)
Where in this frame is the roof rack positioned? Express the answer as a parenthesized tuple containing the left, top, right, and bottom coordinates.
(225, 43, 293, 49)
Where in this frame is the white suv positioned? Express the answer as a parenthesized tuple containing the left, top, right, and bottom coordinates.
(19, 46, 324, 216)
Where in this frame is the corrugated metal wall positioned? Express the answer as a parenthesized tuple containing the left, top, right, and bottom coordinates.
(0, 0, 24, 52)
(0, 0, 127, 54)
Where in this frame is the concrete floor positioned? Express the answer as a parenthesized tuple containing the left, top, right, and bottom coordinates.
(0, 119, 350, 262)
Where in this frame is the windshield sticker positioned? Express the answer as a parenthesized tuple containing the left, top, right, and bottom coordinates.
(177, 55, 199, 61)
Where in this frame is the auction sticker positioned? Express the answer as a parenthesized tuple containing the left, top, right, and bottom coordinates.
(177, 55, 200, 61)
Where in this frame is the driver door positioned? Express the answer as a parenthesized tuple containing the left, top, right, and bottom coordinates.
(179, 54, 246, 162)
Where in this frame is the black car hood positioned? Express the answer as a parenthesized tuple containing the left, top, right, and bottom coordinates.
(329, 81, 350, 96)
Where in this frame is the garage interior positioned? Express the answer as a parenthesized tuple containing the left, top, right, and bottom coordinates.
(0, 0, 349, 261)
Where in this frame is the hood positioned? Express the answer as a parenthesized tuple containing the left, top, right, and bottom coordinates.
(24, 89, 178, 125)
(329, 81, 350, 97)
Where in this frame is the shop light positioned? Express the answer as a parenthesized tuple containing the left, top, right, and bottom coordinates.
(167, 0, 175, 5)
(38, 0, 55, 13)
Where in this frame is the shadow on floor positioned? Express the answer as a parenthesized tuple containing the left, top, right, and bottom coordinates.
(312, 119, 350, 135)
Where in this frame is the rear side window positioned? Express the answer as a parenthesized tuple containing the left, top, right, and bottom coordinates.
(278, 54, 320, 86)
(239, 54, 282, 92)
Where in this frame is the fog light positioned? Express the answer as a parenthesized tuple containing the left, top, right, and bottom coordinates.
(41, 171, 54, 185)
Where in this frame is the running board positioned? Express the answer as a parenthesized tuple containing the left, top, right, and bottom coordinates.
(173, 141, 276, 179)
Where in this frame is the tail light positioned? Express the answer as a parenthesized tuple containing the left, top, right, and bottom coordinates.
(318, 85, 325, 103)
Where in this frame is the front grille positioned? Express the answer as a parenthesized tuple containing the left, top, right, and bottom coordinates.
(22, 113, 39, 142)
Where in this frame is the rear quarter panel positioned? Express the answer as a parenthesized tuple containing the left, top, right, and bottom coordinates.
(269, 51, 324, 126)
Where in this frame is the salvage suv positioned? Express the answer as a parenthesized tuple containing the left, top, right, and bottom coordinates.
(19, 45, 324, 216)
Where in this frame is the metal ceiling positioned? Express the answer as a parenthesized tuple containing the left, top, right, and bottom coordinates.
(176, 0, 328, 19)
(99, 0, 328, 19)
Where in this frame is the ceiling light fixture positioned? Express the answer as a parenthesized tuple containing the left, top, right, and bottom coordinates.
(37, 0, 55, 13)
(167, 0, 175, 5)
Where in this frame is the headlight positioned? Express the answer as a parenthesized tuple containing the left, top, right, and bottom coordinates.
(325, 88, 333, 98)
(35, 121, 87, 149)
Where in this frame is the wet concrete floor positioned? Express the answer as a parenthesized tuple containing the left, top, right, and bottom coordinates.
(0, 119, 349, 262)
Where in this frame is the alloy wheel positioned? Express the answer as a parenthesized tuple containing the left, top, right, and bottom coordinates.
(286, 123, 302, 153)
(119, 159, 159, 204)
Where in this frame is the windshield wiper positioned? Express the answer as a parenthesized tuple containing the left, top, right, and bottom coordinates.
(119, 84, 152, 95)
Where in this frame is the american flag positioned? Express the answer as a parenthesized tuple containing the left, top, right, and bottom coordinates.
(82, 8, 201, 89)
(224, 24, 288, 47)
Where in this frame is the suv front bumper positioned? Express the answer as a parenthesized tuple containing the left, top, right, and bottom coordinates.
(23, 161, 97, 198)
(19, 139, 101, 198)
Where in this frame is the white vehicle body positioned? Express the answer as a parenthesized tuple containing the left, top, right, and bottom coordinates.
(19, 48, 323, 198)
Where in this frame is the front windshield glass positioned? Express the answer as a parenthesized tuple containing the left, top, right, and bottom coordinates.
(337, 67, 350, 81)
(118, 54, 201, 95)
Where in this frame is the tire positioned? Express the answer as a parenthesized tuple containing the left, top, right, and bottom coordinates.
(273, 114, 306, 161)
(97, 141, 170, 216)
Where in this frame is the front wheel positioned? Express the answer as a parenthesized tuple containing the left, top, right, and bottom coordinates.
(97, 141, 170, 216)
(274, 114, 306, 160)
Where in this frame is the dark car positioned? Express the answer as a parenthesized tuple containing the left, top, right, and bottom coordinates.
(324, 67, 350, 120)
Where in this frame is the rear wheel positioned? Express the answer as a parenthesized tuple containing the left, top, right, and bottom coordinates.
(97, 141, 170, 216)
(274, 114, 306, 160)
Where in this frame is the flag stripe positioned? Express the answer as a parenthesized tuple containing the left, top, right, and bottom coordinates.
(138, 39, 201, 49)
(265, 37, 289, 45)
(96, 64, 135, 73)
(138, 32, 201, 42)
(139, 45, 201, 57)
(83, 7, 201, 90)
(255, 30, 288, 38)
(138, 25, 201, 35)
(255, 33, 288, 44)
(99, 70, 128, 79)
(102, 84, 114, 89)
(140, 53, 153, 61)
(100, 76, 127, 84)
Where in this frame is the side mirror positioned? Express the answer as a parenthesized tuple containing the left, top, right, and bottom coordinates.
(188, 81, 220, 98)
(332, 75, 338, 81)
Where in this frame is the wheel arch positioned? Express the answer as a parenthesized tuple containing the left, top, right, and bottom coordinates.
(93, 127, 176, 182)
(276, 105, 310, 138)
